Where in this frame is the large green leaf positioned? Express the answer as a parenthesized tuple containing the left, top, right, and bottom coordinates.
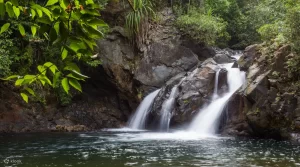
(53, 72, 61, 87)
(64, 63, 81, 72)
(69, 40, 87, 52)
(37, 65, 46, 75)
(38, 75, 52, 86)
(15, 79, 24, 86)
(87, 18, 106, 26)
(46, 0, 59, 6)
(18, 24, 25, 36)
(25, 88, 35, 96)
(61, 78, 70, 94)
(80, 9, 100, 16)
(41, 7, 52, 20)
(0, 23, 10, 35)
(36, 9, 43, 18)
(83, 24, 104, 39)
(53, 21, 60, 34)
(20, 93, 29, 103)
(61, 47, 68, 60)
(31, 26, 37, 37)
(44, 62, 57, 74)
(30, 9, 36, 19)
(59, 0, 69, 9)
(69, 78, 82, 92)
(13, 6, 20, 19)
(5, 2, 14, 18)
(24, 75, 36, 80)
(43, 62, 52, 67)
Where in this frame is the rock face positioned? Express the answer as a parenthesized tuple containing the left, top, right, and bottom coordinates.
(221, 44, 300, 140)
(135, 43, 199, 87)
(237, 44, 259, 71)
(97, 7, 201, 96)
(0, 75, 130, 133)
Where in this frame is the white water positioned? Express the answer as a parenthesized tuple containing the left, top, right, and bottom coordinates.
(188, 63, 245, 135)
(128, 89, 161, 129)
(159, 86, 178, 131)
(159, 77, 187, 131)
(212, 69, 220, 100)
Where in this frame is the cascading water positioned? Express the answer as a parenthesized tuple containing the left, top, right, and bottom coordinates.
(188, 61, 245, 135)
(126, 52, 245, 134)
(212, 69, 220, 100)
(128, 89, 161, 129)
(159, 77, 187, 131)
(159, 86, 178, 131)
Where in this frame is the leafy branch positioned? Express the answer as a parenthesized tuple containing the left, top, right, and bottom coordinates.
(0, 0, 108, 103)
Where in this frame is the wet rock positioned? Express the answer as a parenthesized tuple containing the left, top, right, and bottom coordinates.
(213, 54, 234, 64)
(54, 125, 88, 132)
(149, 59, 219, 127)
(232, 62, 239, 68)
(217, 69, 229, 96)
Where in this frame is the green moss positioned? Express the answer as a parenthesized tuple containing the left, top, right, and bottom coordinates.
(137, 91, 143, 100)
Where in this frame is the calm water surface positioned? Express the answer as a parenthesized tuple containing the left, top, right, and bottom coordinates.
(0, 130, 300, 167)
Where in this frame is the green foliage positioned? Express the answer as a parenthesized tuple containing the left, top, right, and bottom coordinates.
(176, 7, 230, 47)
(0, 29, 22, 77)
(0, 30, 13, 77)
(125, 0, 154, 47)
(285, 5, 300, 52)
(1, 0, 108, 103)
(172, 0, 300, 49)
(258, 23, 280, 42)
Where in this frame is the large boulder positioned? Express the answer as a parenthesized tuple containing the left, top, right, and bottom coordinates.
(134, 42, 199, 88)
(238, 44, 259, 71)
(213, 54, 234, 64)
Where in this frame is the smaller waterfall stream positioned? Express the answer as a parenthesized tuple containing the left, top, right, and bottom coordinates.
(128, 89, 161, 129)
(159, 86, 178, 131)
(212, 69, 220, 100)
(188, 63, 245, 135)
(159, 77, 187, 131)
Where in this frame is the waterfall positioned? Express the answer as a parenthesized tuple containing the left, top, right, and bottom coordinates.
(212, 69, 220, 100)
(128, 89, 161, 130)
(159, 77, 187, 131)
(188, 63, 245, 135)
(159, 86, 178, 131)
